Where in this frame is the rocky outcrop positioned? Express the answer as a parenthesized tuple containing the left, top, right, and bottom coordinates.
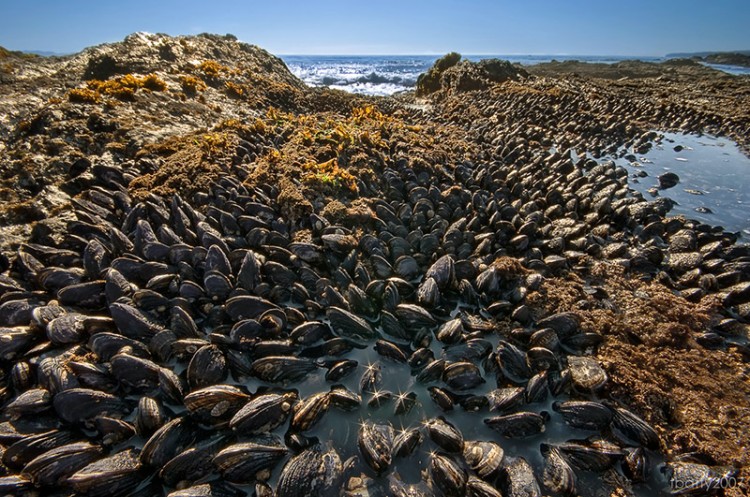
(703, 52, 750, 67)
(415, 53, 528, 96)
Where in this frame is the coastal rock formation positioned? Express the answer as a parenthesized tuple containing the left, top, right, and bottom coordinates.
(0, 33, 749, 497)
(415, 53, 528, 96)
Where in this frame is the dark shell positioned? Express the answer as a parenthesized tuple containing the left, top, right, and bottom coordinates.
(327, 307, 375, 340)
(140, 417, 196, 468)
(230, 391, 298, 435)
(393, 391, 417, 415)
(486, 387, 525, 413)
(611, 406, 660, 450)
(374, 339, 408, 363)
(425, 416, 464, 453)
(358, 421, 394, 475)
(290, 321, 331, 345)
(290, 392, 331, 432)
(187, 345, 228, 389)
(276, 446, 343, 497)
(495, 341, 531, 383)
(436, 318, 463, 344)
(428, 386, 455, 411)
(484, 412, 547, 438)
(167, 481, 245, 497)
(429, 453, 467, 497)
(443, 361, 485, 391)
(393, 428, 423, 458)
(3, 430, 76, 469)
(425, 254, 455, 290)
(250, 356, 317, 383)
(135, 396, 166, 437)
(463, 440, 504, 482)
(555, 440, 623, 472)
(184, 385, 250, 425)
(552, 400, 613, 431)
(5, 388, 51, 416)
(467, 477, 503, 497)
(417, 359, 446, 384)
(21, 441, 102, 486)
(68, 448, 143, 496)
(111, 353, 161, 390)
(53, 388, 129, 424)
(329, 385, 361, 412)
(502, 457, 541, 497)
(542, 445, 577, 496)
(160, 438, 223, 488)
(359, 362, 382, 393)
(325, 359, 358, 382)
(622, 447, 649, 483)
(395, 304, 436, 329)
(213, 439, 288, 483)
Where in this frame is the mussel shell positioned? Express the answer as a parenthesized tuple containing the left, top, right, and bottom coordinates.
(429, 453, 467, 497)
(552, 400, 613, 431)
(358, 421, 394, 474)
(140, 417, 196, 467)
(541, 445, 577, 496)
(68, 448, 143, 496)
(276, 446, 343, 497)
(484, 412, 548, 438)
(425, 416, 464, 453)
(21, 441, 102, 486)
(230, 391, 298, 435)
(213, 439, 288, 483)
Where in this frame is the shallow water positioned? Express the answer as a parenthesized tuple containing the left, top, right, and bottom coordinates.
(611, 132, 750, 237)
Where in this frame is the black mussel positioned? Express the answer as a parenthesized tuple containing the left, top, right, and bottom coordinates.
(135, 397, 166, 437)
(486, 387, 525, 413)
(443, 361, 485, 391)
(436, 318, 464, 345)
(358, 421, 394, 475)
(329, 385, 361, 412)
(290, 392, 331, 432)
(359, 362, 382, 393)
(213, 438, 288, 484)
(187, 344, 228, 389)
(417, 358, 446, 383)
(552, 400, 613, 431)
(395, 304, 436, 329)
(428, 386, 455, 411)
(393, 428, 423, 458)
(184, 385, 249, 425)
(610, 405, 660, 450)
(374, 339, 408, 363)
(230, 391, 298, 435)
(68, 447, 143, 496)
(140, 417, 196, 467)
(467, 476, 504, 497)
(21, 441, 102, 487)
(541, 444, 577, 496)
(555, 440, 623, 472)
(250, 356, 318, 383)
(160, 438, 224, 488)
(426, 254, 455, 290)
(393, 391, 417, 415)
(3, 430, 76, 469)
(53, 388, 129, 425)
(622, 447, 649, 483)
(524, 371, 548, 404)
(276, 446, 343, 497)
(429, 452, 467, 497)
(425, 416, 464, 453)
(495, 341, 531, 383)
(325, 359, 358, 382)
(484, 412, 548, 438)
(327, 307, 376, 340)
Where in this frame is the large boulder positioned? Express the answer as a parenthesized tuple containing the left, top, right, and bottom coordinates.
(415, 53, 529, 96)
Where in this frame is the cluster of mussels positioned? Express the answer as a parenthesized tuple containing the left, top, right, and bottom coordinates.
(0, 145, 747, 497)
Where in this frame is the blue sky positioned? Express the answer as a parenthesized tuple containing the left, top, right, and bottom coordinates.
(1, 0, 748, 55)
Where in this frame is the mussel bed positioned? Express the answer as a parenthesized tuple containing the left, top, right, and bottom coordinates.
(0, 142, 748, 497)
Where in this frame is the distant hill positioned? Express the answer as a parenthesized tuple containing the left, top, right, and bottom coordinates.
(666, 50, 750, 58)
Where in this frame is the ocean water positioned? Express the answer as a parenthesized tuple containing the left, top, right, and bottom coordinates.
(280, 54, 748, 96)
